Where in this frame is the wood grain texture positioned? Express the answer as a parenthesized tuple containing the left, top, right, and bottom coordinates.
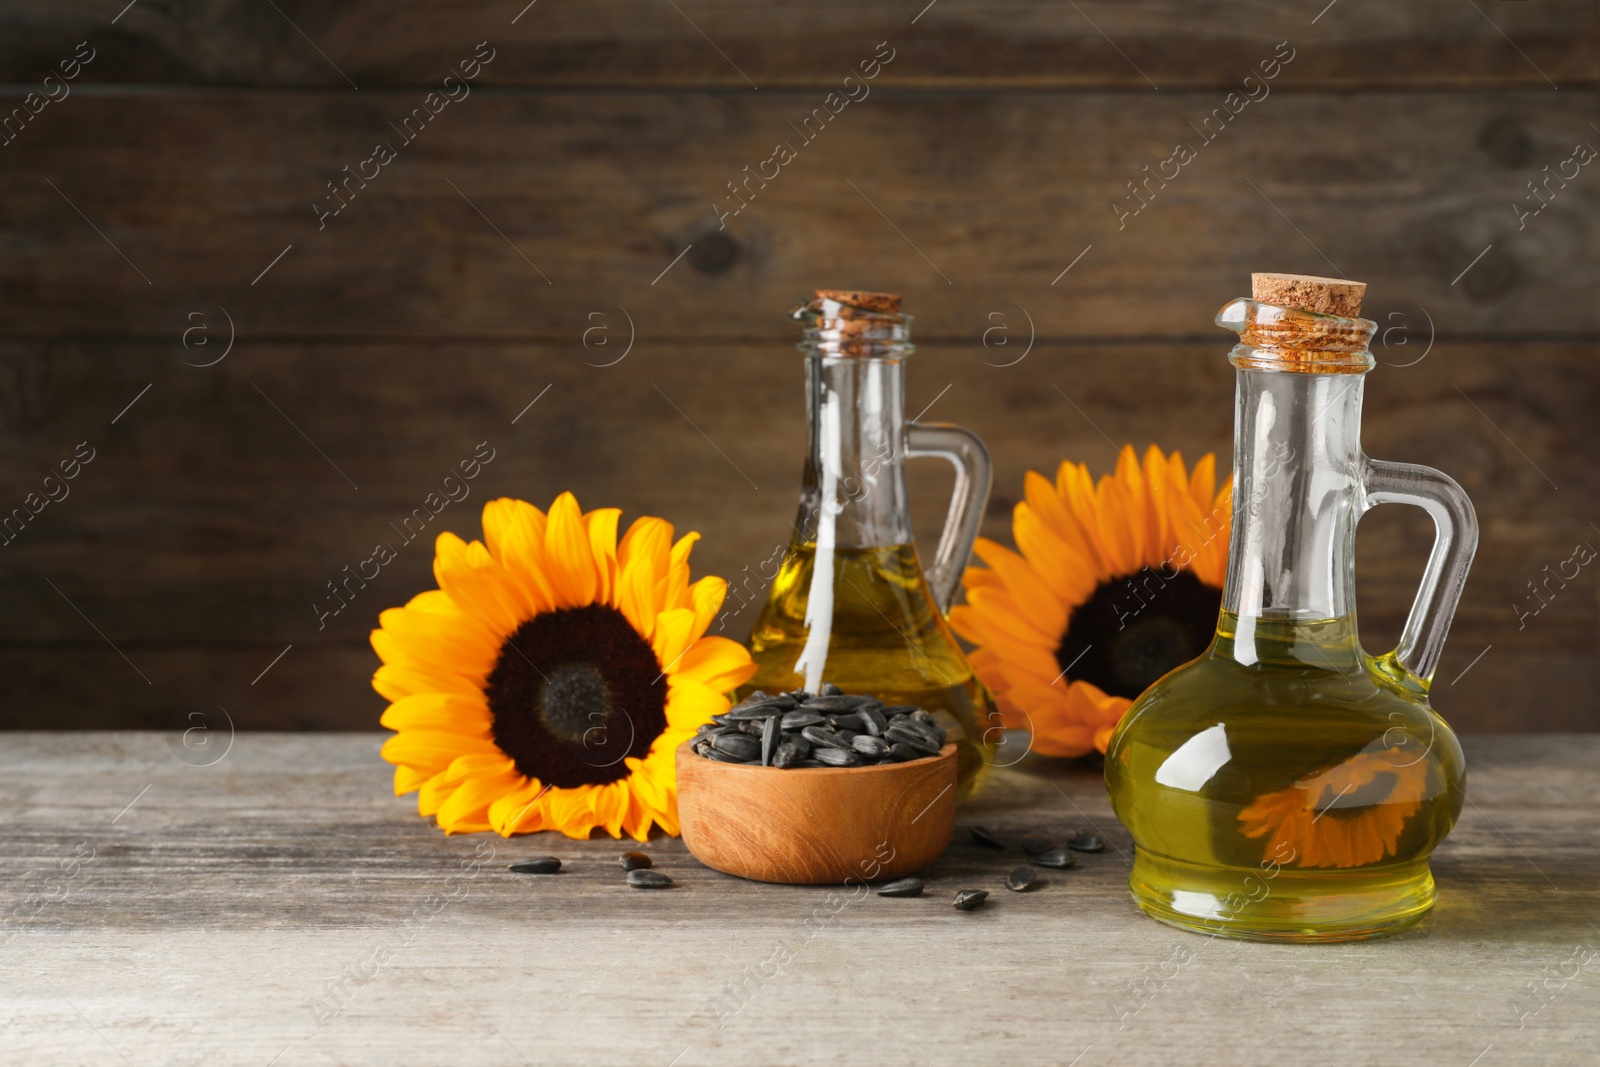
(1, 0, 1594, 88)
(676, 741, 957, 884)
(0, 2, 1593, 739)
(0, 91, 1594, 341)
(0, 339, 1590, 732)
(0, 732, 1595, 1065)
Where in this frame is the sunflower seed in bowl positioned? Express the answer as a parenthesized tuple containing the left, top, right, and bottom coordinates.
(692, 687, 948, 769)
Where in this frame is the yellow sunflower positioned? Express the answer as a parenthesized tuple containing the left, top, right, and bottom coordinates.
(951, 445, 1231, 758)
(374, 492, 756, 839)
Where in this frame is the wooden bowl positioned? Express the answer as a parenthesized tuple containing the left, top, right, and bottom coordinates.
(675, 740, 957, 885)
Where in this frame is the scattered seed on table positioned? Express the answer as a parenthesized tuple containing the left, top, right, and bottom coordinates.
(508, 857, 561, 874)
(1032, 849, 1076, 870)
(1068, 834, 1105, 853)
(1020, 833, 1053, 855)
(1005, 867, 1037, 892)
(969, 826, 1005, 850)
(619, 851, 652, 871)
(627, 870, 673, 889)
(953, 889, 989, 911)
(876, 877, 925, 898)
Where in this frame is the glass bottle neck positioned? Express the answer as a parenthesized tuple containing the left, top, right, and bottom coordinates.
(794, 354, 910, 549)
(1222, 367, 1367, 625)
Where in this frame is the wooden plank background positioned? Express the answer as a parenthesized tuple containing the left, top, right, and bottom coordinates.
(0, 1, 1594, 732)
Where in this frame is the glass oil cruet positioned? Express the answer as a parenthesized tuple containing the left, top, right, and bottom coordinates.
(742, 290, 998, 796)
(1106, 273, 1478, 941)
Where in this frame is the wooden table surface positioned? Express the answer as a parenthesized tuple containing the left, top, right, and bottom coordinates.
(2, 732, 1596, 1066)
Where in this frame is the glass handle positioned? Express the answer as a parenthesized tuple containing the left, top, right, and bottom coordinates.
(905, 422, 992, 614)
(1361, 458, 1479, 686)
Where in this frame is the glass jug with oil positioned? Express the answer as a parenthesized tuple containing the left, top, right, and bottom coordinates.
(1106, 273, 1477, 941)
(742, 290, 997, 796)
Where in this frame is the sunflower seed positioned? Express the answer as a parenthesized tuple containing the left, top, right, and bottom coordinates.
(698, 687, 954, 771)
(1005, 867, 1037, 892)
(627, 870, 673, 889)
(851, 734, 890, 758)
(711, 733, 761, 761)
(727, 703, 784, 721)
(953, 889, 989, 911)
(859, 705, 887, 736)
(620, 851, 652, 871)
(801, 725, 850, 750)
(1020, 834, 1053, 855)
(1068, 834, 1105, 853)
(885, 723, 941, 756)
(813, 746, 861, 767)
(509, 857, 561, 874)
(969, 826, 1005, 850)
(760, 716, 779, 765)
(803, 696, 858, 713)
(1032, 849, 1076, 869)
(876, 877, 925, 897)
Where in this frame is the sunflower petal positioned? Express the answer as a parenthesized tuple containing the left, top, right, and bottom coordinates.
(676, 635, 756, 694)
(651, 607, 697, 676)
(584, 507, 622, 607)
(543, 492, 599, 608)
(434, 758, 519, 832)
(381, 730, 501, 774)
(481, 498, 555, 617)
(379, 692, 493, 736)
(434, 533, 526, 637)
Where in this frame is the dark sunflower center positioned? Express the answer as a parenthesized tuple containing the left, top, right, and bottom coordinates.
(1055, 568, 1220, 700)
(485, 604, 667, 788)
(538, 664, 613, 742)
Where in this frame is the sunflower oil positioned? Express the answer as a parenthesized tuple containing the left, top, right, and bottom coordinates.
(1105, 612, 1465, 941)
(742, 541, 996, 797)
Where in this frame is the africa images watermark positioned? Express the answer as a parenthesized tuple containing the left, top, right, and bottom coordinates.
(0, 40, 96, 148)
(1112, 40, 1297, 229)
(0, 441, 96, 548)
(313, 440, 496, 629)
(710, 41, 897, 230)
(314, 42, 498, 229)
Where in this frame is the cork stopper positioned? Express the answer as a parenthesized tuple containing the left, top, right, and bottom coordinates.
(1251, 273, 1365, 318)
(793, 289, 910, 358)
(814, 289, 901, 314)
